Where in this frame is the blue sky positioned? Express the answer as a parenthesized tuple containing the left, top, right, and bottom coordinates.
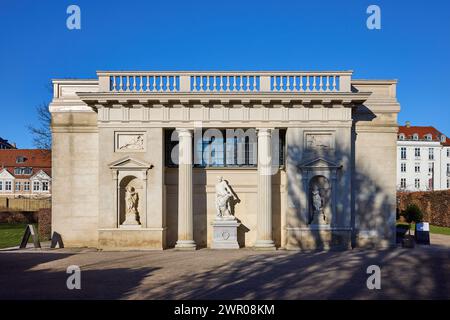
(1, 0, 449, 148)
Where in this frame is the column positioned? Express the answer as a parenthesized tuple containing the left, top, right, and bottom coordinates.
(254, 128, 276, 249)
(175, 128, 196, 250)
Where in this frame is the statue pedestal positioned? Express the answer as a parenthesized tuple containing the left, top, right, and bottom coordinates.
(211, 219, 240, 249)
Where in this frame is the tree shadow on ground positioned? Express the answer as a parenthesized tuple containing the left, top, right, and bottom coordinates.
(134, 248, 450, 300)
(0, 252, 159, 299)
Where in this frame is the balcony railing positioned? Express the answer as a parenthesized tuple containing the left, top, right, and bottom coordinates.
(97, 71, 352, 93)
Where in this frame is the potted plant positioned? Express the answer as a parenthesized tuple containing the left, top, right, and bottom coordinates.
(401, 204, 423, 248)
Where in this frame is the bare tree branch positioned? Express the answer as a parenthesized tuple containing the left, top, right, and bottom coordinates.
(27, 102, 51, 150)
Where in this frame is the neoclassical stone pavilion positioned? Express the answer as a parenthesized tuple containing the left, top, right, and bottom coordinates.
(50, 71, 400, 250)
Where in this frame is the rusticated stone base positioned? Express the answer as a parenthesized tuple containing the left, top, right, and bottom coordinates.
(98, 228, 166, 250)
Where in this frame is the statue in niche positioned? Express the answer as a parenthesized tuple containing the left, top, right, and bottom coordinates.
(308, 179, 330, 225)
(123, 186, 140, 225)
(215, 176, 237, 220)
(119, 135, 144, 150)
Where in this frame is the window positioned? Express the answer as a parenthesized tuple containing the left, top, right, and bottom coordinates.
(447, 148, 450, 157)
(415, 178, 420, 189)
(414, 148, 420, 158)
(42, 181, 49, 191)
(164, 128, 286, 168)
(5, 181, 12, 191)
(14, 167, 32, 175)
(415, 163, 420, 173)
(0, 181, 2, 191)
(16, 156, 26, 163)
(400, 178, 406, 189)
(24, 181, 30, 191)
(447, 164, 450, 174)
(401, 163, 406, 172)
(428, 163, 434, 174)
(398, 134, 405, 140)
(33, 181, 40, 192)
(413, 134, 419, 141)
(15, 181, 21, 191)
(400, 147, 407, 160)
(447, 179, 450, 189)
(428, 148, 434, 160)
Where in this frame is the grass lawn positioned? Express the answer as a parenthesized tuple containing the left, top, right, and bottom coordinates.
(397, 222, 450, 236)
(0, 223, 37, 249)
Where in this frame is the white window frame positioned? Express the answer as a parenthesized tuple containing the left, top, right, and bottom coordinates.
(415, 163, 420, 173)
(400, 178, 406, 189)
(24, 181, 30, 191)
(5, 180, 12, 192)
(415, 178, 420, 189)
(401, 147, 407, 160)
(415, 148, 421, 158)
(15, 181, 21, 191)
(401, 163, 406, 172)
(428, 148, 434, 160)
(42, 181, 49, 192)
(0, 180, 3, 191)
(33, 181, 40, 192)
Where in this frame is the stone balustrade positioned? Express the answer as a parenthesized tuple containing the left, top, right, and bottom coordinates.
(97, 71, 352, 93)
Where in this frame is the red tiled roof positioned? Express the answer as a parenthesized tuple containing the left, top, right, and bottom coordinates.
(398, 126, 441, 140)
(398, 126, 450, 146)
(0, 149, 51, 178)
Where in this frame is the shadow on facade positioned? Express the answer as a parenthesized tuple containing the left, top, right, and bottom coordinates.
(285, 110, 395, 251)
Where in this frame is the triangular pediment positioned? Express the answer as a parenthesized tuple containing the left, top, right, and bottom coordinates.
(298, 157, 341, 168)
(0, 168, 14, 179)
(30, 170, 51, 181)
(109, 156, 152, 169)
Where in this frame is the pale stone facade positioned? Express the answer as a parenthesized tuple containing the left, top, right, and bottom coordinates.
(49, 71, 400, 250)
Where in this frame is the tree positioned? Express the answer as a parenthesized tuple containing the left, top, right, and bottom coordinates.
(28, 103, 51, 150)
(402, 204, 423, 235)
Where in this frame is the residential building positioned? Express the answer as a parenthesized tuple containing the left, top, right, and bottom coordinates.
(0, 137, 16, 149)
(397, 122, 450, 191)
(0, 149, 52, 198)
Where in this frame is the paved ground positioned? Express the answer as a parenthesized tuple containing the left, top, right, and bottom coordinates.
(0, 234, 449, 300)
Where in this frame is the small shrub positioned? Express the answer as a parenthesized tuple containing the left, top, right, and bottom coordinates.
(402, 204, 423, 235)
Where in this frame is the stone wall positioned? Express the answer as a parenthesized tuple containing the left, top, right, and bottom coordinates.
(397, 190, 450, 227)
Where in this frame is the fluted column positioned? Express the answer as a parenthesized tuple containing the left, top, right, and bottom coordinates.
(175, 128, 196, 250)
(254, 128, 276, 250)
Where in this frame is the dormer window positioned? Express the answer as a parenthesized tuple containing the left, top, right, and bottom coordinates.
(441, 135, 447, 143)
(413, 134, 419, 141)
(398, 134, 405, 140)
(425, 134, 432, 141)
(16, 156, 26, 163)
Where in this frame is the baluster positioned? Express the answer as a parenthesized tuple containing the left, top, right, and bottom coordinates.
(118, 76, 123, 92)
(299, 75, 303, 92)
(305, 76, 310, 92)
(325, 76, 330, 92)
(226, 76, 230, 91)
(311, 76, 316, 92)
(318, 76, 323, 92)
(112, 76, 117, 91)
(206, 76, 211, 92)
(211, 76, 217, 92)
(145, 76, 149, 92)
(332, 76, 337, 91)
